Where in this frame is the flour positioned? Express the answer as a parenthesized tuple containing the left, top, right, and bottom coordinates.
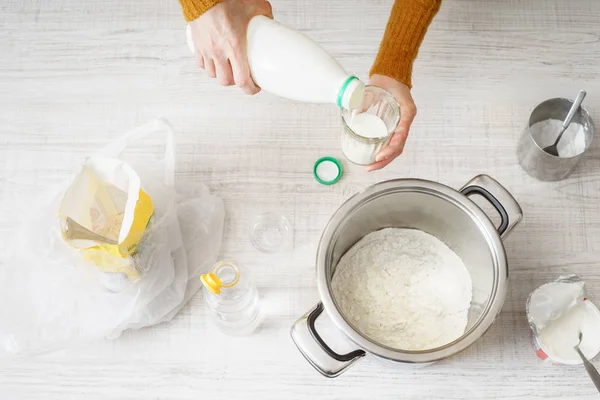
(331, 228, 473, 351)
(530, 119, 587, 157)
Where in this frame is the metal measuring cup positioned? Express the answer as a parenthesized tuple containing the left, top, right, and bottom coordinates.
(517, 97, 595, 181)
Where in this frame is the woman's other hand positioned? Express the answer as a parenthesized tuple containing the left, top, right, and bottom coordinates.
(367, 74, 417, 171)
(189, 0, 272, 95)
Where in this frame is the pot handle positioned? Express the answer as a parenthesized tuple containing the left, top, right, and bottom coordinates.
(460, 175, 523, 239)
(290, 302, 366, 378)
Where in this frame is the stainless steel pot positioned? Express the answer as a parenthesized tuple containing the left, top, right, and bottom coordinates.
(291, 175, 523, 377)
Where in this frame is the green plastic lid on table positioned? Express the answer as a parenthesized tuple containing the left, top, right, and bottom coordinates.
(313, 157, 343, 185)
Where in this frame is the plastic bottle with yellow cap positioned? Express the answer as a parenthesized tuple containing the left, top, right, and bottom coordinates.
(201, 261, 260, 335)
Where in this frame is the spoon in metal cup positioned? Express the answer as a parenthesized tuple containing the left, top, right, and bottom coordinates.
(543, 90, 587, 157)
(574, 331, 600, 393)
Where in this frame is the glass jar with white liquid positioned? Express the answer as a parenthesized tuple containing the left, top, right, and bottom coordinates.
(340, 86, 400, 165)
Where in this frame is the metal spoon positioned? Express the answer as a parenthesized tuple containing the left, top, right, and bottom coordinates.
(543, 90, 587, 156)
(574, 331, 600, 393)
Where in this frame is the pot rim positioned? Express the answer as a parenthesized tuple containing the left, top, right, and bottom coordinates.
(316, 178, 509, 363)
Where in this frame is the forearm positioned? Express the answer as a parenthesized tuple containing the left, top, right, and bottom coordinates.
(179, 0, 221, 22)
(370, 0, 442, 88)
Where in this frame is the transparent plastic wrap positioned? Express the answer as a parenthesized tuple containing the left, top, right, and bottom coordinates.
(0, 119, 225, 356)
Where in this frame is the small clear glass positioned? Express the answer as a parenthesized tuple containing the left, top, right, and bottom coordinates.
(249, 213, 291, 253)
(340, 86, 400, 165)
(201, 261, 260, 336)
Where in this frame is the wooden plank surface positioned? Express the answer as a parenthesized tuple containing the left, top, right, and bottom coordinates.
(1, 0, 600, 398)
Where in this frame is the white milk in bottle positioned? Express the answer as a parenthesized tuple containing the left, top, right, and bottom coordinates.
(186, 16, 365, 109)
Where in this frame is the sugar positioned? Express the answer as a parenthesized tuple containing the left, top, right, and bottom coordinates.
(530, 119, 587, 158)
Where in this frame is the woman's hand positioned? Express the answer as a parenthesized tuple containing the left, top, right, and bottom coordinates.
(367, 74, 417, 172)
(189, 0, 273, 95)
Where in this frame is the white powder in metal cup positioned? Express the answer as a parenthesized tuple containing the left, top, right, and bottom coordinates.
(530, 119, 587, 157)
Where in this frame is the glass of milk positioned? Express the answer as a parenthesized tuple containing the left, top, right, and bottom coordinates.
(340, 86, 400, 165)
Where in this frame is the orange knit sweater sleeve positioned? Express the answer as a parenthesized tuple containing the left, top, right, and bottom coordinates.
(370, 0, 442, 88)
(178, 0, 440, 88)
(179, 0, 220, 22)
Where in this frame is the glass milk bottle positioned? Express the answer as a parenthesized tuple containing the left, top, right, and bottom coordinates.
(200, 261, 260, 336)
(341, 86, 401, 165)
(186, 16, 365, 110)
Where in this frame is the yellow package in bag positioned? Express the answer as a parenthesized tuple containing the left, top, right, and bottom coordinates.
(58, 157, 154, 282)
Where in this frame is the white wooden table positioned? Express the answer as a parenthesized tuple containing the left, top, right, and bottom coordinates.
(1, 0, 600, 398)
